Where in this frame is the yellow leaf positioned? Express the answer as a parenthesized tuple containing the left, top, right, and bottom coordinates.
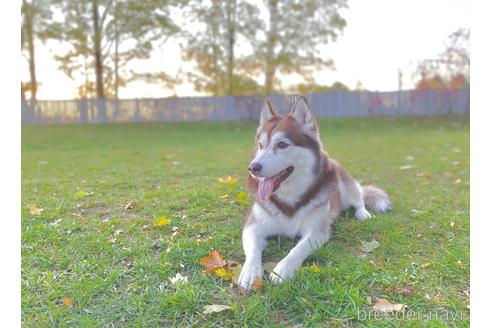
(219, 194, 229, 200)
(433, 295, 445, 304)
(154, 217, 171, 228)
(27, 204, 43, 215)
(422, 262, 432, 269)
(74, 190, 92, 199)
(213, 267, 232, 281)
(450, 221, 456, 227)
(235, 192, 248, 204)
(218, 176, 238, 185)
(62, 297, 74, 308)
(252, 276, 264, 292)
(311, 263, 320, 273)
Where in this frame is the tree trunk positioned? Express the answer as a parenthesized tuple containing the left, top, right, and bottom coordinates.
(264, 0, 278, 95)
(92, 0, 105, 99)
(226, 0, 237, 96)
(24, 0, 37, 102)
(114, 0, 119, 100)
(92, 0, 106, 122)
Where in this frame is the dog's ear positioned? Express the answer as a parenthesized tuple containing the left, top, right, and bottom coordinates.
(289, 96, 318, 133)
(259, 100, 277, 126)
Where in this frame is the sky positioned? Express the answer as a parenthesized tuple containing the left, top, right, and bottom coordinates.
(21, 0, 470, 100)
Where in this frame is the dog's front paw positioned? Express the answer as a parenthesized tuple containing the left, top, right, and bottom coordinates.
(355, 207, 372, 221)
(269, 260, 298, 284)
(238, 262, 263, 291)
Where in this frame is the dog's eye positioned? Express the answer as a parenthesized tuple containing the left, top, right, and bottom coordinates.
(258, 143, 263, 150)
(278, 142, 289, 149)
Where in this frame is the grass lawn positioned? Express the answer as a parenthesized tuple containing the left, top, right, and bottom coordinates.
(21, 117, 469, 327)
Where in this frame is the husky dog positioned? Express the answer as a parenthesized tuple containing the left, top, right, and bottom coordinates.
(238, 96, 392, 291)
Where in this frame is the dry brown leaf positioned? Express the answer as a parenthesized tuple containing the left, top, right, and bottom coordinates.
(396, 286, 416, 296)
(198, 250, 227, 273)
(125, 201, 134, 210)
(227, 261, 242, 285)
(62, 297, 74, 308)
(27, 204, 43, 215)
(252, 276, 264, 291)
(373, 298, 405, 313)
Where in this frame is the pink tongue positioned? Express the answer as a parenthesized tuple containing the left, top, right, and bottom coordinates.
(258, 178, 276, 201)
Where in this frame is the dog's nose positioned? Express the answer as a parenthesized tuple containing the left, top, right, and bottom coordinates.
(249, 163, 262, 174)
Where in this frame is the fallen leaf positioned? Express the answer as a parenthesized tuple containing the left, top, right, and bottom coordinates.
(385, 286, 416, 296)
(62, 297, 74, 308)
(455, 179, 462, 184)
(311, 263, 320, 273)
(263, 262, 277, 273)
(198, 250, 226, 273)
(422, 262, 432, 269)
(399, 165, 416, 170)
(252, 276, 264, 291)
(457, 260, 465, 269)
(373, 298, 405, 313)
(213, 267, 232, 281)
(384, 286, 395, 293)
(360, 239, 380, 253)
(27, 204, 43, 215)
(218, 176, 238, 185)
(154, 217, 171, 228)
(433, 295, 444, 304)
(74, 190, 92, 199)
(124, 201, 134, 210)
(416, 171, 431, 177)
(219, 194, 229, 200)
(228, 262, 243, 285)
(235, 192, 248, 204)
(203, 304, 232, 314)
(169, 273, 188, 285)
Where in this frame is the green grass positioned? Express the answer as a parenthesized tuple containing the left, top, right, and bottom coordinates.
(22, 117, 469, 327)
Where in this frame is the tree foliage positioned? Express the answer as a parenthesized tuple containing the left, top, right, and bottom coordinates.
(21, 0, 53, 101)
(182, 0, 262, 96)
(48, 0, 179, 99)
(414, 28, 470, 90)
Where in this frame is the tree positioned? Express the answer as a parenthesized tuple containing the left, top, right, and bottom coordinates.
(413, 28, 470, 89)
(21, 0, 53, 102)
(49, 0, 179, 100)
(255, 0, 347, 94)
(182, 0, 261, 96)
(289, 81, 349, 94)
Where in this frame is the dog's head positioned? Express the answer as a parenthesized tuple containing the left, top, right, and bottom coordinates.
(248, 96, 322, 201)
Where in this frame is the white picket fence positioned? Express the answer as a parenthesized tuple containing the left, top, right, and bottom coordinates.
(21, 88, 469, 124)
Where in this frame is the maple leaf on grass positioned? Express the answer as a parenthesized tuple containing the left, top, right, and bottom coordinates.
(27, 204, 43, 215)
(198, 250, 227, 274)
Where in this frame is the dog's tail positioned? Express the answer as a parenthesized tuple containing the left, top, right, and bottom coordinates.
(362, 185, 392, 213)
